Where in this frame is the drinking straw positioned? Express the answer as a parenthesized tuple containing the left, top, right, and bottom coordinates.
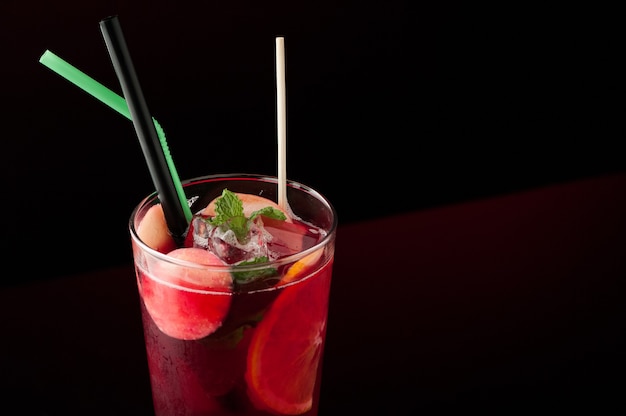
(99, 15, 190, 242)
(275, 37, 287, 210)
(39, 50, 131, 119)
(39, 49, 192, 236)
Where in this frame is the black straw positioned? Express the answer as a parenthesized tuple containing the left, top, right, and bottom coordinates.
(99, 15, 188, 243)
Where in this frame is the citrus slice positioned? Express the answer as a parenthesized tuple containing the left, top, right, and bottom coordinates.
(245, 264, 332, 415)
(282, 249, 324, 284)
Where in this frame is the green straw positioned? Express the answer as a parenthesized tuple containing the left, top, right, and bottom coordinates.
(40, 50, 130, 119)
(39, 49, 193, 226)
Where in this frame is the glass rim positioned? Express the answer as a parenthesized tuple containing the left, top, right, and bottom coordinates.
(129, 173, 337, 279)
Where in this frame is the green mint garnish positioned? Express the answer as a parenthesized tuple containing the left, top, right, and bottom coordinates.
(206, 189, 287, 243)
(250, 206, 287, 221)
(205, 189, 286, 286)
(232, 256, 278, 284)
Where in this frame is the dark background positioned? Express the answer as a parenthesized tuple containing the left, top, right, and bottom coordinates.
(2, 1, 623, 285)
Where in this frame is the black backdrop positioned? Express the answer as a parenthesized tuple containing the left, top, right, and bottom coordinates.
(2, 1, 623, 285)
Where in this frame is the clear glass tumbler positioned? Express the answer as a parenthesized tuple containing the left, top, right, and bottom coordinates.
(129, 174, 337, 416)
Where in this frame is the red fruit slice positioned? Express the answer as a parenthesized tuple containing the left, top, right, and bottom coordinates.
(245, 263, 332, 415)
(140, 248, 233, 340)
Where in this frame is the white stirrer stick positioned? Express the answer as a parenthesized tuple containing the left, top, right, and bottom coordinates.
(275, 37, 287, 210)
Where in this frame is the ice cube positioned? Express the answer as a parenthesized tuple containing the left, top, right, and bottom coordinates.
(191, 215, 278, 264)
(191, 215, 210, 249)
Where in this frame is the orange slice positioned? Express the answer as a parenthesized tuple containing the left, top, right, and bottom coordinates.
(245, 263, 332, 415)
(282, 249, 324, 283)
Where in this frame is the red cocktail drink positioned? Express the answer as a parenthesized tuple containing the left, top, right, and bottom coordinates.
(129, 174, 336, 416)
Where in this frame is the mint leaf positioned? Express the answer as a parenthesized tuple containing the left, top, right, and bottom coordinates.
(232, 256, 278, 284)
(207, 189, 248, 241)
(208, 189, 244, 225)
(250, 206, 287, 221)
(206, 189, 287, 244)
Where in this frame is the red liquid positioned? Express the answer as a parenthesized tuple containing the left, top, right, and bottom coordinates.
(134, 217, 334, 416)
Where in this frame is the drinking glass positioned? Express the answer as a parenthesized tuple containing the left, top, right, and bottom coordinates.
(129, 174, 337, 416)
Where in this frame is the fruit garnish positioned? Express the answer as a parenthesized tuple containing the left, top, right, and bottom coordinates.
(136, 204, 177, 253)
(140, 247, 233, 340)
(245, 265, 332, 415)
(282, 248, 324, 284)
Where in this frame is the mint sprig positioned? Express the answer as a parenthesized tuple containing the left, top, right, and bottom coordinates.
(206, 189, 286, 243)
(232, 256, 278, 284)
